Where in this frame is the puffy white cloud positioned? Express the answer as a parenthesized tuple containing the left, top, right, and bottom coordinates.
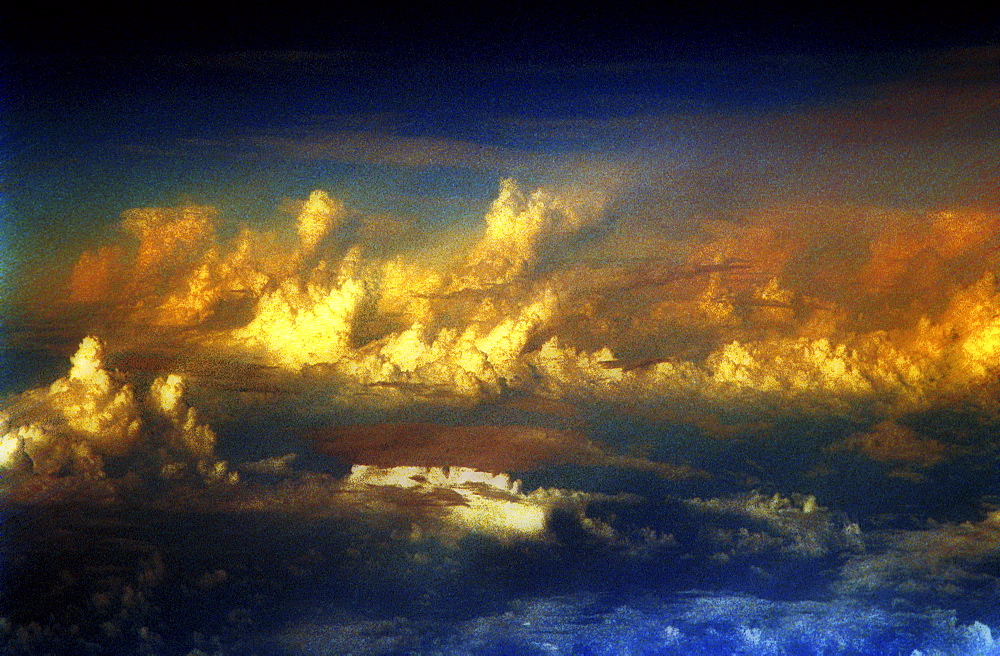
(204, 182, 594, 397)
(176, 462, 627, 546)
(333, 286, 560, 401)
(345, 464, 523, 493)
(149, 227, 272, 327)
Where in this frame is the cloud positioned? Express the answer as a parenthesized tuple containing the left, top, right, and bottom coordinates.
(67, 245, 121, 304)
(10, 42, 1000, 656)
(41, 179, 1000, 424)
(0, 337, 234, 491)
(281, 593, 1000, 655)
(458, 179, 606, 286)
(239, 452, 297, 477)
(121, 204, 216, 277)
(159, 462, 630, 547)
(524, 264, 1000, 418)
(224, 248, 367, 368)
(340, 465, 553, 541)
(196, 180, 607, 396)
(1, 337, 142, 477)
(827, 420, 950, 468)
(839, 510, 1000, 597)
(148, 373, 219, 462)
(685, 491, 864, 558)
(313, 422, 702, 480)
(296, 190, 345, 256)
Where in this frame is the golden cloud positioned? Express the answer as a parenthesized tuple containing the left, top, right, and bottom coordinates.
(43, 181, 1000, 423)
(1, 337, 234, 486)
(68, 245, 121, 304)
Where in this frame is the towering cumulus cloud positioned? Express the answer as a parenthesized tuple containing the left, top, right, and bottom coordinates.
(296, 189, 345, 257)
(0, 336, 232, 486)
(54, 181, 1000, 420)
(459, 178, 603, 286)
(147, 373, 236, 483)
(0, 337, 141, 477)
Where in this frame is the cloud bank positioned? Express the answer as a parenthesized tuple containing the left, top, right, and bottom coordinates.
(47, 179, 1000, 430)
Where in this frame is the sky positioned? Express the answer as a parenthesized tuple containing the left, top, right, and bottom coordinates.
(4, 5, 1000, 654)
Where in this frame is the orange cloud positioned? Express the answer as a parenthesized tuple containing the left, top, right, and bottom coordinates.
(37, 182, 1000, 422)
(68, 245, 121, 303)
(827, 420, 949, 468)
(121, 204, 216, 276)
(857, 211, 1000, 297)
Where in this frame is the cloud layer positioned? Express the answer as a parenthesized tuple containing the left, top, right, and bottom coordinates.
(47, 179, 1000, 430)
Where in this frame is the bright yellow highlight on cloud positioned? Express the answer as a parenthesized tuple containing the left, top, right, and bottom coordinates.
(1, 337, 234, 484)
(342, 465, 608, 542)
(0, 337, 141, 476)
(59, 180, 1000, 420)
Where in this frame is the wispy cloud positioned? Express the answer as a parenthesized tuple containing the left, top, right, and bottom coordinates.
(242, 130, 550, 170)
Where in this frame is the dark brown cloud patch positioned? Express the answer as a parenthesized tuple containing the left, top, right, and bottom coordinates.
(314, 422, 702, 480)
(827, 420, 950, 468)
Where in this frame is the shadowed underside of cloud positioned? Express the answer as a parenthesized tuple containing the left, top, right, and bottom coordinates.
(838, 509, 1000, 598)
(5, 339, 1000, 654)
